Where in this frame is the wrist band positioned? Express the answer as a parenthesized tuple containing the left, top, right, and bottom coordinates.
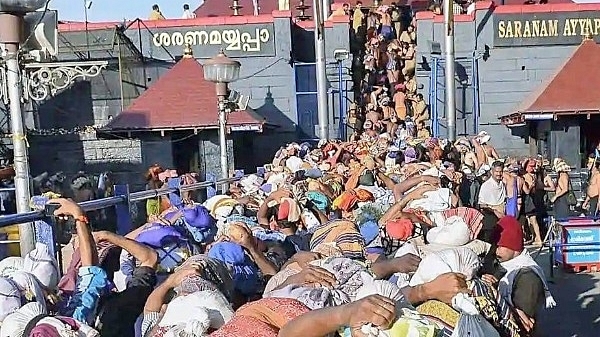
(75, 215, 89, 224)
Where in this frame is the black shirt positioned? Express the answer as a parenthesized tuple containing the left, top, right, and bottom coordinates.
(512, 268, 545, 318)
(96, 266, 157, 337)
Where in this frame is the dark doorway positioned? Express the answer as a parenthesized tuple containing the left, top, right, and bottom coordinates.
(172, 132, 199, 174)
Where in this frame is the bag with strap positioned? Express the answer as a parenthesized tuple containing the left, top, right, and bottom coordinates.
(566, 179, 578, 206)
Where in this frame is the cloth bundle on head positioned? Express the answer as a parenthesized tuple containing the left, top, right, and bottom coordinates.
(277, 198, 301, 223)
(306, 191, 330, 211)
(260, 183, 279, 197)
(175, 255, 235, 301)
(0, 256, 24, 278)
(23, 243, 59, 290)
(207, 242, 261, 296)
(182, 204, 217, 244)
(359, 220, 380, 246)
(407, 188, 452, 213)
(355, 279, 403, 302)
(385, 218, 415, 241)
(409, 248, 480, 287)
(1, 302, 99, 337)
(403, 147, 417, 164)
(333, 191, 359, 212)
(265, 257, 373, 310)
(204, 195, 238, 221)
(210, 298, 310, 337)
(426, 216, 471, 247)
(239, 175, 264, 195)
(553, 158, 571, 173)
(310, 220, 366, 260)
(0, 276, 21, 322)
(135, 224, 191, 272)
(437, 207, 484, 240)
(285, 156, 304, 173)
(158, 290, 234, 336)
(10, 271, 46, 312)
(477, 131, 491, 144)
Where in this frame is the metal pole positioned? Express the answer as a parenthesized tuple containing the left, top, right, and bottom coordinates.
(217, 93, 229, 193)
(313, 0, 329, 140)
(444, 0, 456, 141)
(321, 0, 330, 19)
(337, 61, 343, 139)
(84, 1, 90, 59)
(0, 13, 35, 255)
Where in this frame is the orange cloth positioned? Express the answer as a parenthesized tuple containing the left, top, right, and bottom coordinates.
(210, 298, 310, 337)
(333, 191, 358, 212)
(385, 218, 415, 240)
(354, 188, 374, 202)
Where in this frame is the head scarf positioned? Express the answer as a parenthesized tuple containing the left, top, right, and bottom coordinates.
(310, 220, 366, 260)
(495, 216, 524, 252)
(210, 298, 310, 337)
(207, 242, 261, 296)
(1, 302, 99, 337)
(158, 290, 234, 336)
(332, 191, 358, 212)
(176, 255, 235, 300)
(553, 158, 571, 173)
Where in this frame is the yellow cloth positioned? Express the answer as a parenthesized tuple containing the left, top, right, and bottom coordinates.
(149, 10, 165, 20)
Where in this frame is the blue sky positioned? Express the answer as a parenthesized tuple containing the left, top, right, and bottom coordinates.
(50, 0, 203, 22)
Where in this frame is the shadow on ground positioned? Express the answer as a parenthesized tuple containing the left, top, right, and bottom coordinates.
(531, 248, 600, 337)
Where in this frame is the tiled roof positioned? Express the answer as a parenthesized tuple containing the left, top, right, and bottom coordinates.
(514, 39, 600, 114)
(105, 57, 265, 131)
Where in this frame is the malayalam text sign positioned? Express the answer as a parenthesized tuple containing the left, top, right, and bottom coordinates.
(148, 23, 275, 58)
(493, 12, 600, 47)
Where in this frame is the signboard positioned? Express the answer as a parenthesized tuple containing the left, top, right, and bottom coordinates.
(493, 12, 600, 47)
(148, 23, 276, 59)
(560, 226, 600, 265)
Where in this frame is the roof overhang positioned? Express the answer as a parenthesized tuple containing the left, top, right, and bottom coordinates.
(101, 122, 266, 135)
(500, 109, 600, 127)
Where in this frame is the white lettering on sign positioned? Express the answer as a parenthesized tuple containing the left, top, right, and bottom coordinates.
(152, 28, 271, 52)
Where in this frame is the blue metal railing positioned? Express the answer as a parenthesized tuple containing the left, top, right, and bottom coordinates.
(0, 176, 245, 230)
(0, 167, 264, 262)
(427, 55, 481, 137)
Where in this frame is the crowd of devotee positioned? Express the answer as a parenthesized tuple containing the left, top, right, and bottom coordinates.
(0, 125, 580, 336)
(346, 2, 428, 142)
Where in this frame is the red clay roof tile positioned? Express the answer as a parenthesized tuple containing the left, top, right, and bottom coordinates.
(106, 57, 265, 131)
(515, 39, 600, 114)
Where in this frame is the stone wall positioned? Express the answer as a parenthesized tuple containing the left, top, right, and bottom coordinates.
(28, 132, 173, 192)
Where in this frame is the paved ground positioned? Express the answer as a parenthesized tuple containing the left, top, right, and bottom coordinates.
(531, 247, 600, 337)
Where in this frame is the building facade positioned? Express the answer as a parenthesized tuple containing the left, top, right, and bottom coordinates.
(416, 1, 600, 168)
(13, 10, 352, 190)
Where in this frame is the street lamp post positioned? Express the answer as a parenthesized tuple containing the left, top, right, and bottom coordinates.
(0, 0, 47, 255)
(203, 50, 240, 193)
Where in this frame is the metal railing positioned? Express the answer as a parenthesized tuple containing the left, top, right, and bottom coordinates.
(0, 171, 256, 259)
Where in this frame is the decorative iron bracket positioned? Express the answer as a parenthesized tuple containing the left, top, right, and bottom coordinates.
(22, 61, 108, 101)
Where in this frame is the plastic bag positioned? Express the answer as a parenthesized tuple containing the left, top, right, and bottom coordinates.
(451, 313, 500, 337)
